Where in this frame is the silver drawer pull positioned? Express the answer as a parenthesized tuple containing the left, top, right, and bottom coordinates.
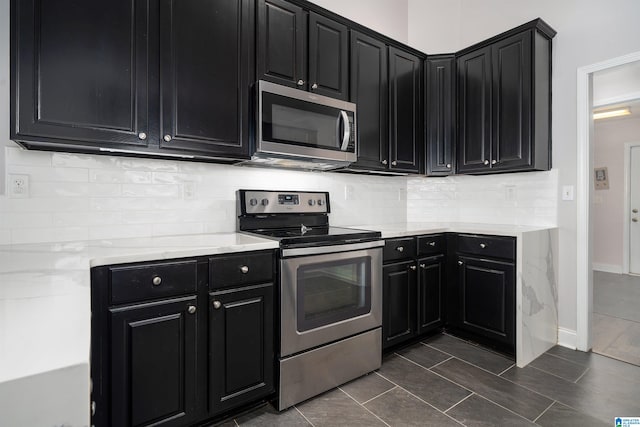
(428, 241, 436, 247)
(446, 163, 451, 168)
(187, 305, 196, 314)
(458, 260, 463, 265)
(152, 276, 162, 286)
(212, 300, 222, 309)
(396, 246, 404, 252)
(409, 265, 417, 271)
(420, 263, 426, 269)
(240, 265, 249, 274)
(480, 243, 487, 249)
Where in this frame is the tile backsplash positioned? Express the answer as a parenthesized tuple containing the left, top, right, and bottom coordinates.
(1, 146, 558, 245)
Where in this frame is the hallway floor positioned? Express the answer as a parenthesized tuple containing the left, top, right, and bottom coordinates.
(593, 270, 640, 366)
(217, 334, 640, 426)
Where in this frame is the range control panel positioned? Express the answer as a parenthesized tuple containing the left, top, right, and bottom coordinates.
(240, 190, 330, 215)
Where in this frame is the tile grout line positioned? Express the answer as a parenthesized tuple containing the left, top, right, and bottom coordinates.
(293, 405, 316, 427)
(233, 419, 240, 427)
(528, 363, 586, 383)
(374, 372, 465, 426)
(359, 385, 398, 406)
(339, 387, 392, 427)
(532, 399, 556, 423)
(422, 341, 516, 377)
(497, 363, 515, 376)
(395, 352, 453, 371)
(573, 367, 590, 384)
(443, 392, 475, 413)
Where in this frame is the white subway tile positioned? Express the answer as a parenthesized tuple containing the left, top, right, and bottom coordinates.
(1, 212, 53, 228)
(6, 147, 52, 167)
(0, 230, 10, 245)
(122, 184, 181, 198)
(151, 222, 204, 236)
(7, 165, 88, 182)
(89, 170, 152, 184)
(88, 224, 152, 240)
(0, 197, 89, 213)
(12, 226, 89, 244)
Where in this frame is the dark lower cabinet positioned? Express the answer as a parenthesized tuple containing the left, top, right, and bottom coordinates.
(417, 255, 445, 334)
(209, 283, 274, 416)
(382, 260, 417, 349)
(110, 296, 199, 427)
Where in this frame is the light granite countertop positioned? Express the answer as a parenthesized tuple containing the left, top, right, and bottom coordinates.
(0, 233, 278, 384)
(353, 222, 556, 239)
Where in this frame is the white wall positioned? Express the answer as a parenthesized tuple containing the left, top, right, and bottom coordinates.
(407, 0, 640, 336)
(309, 0, 409, 43)
(593, 116, 640, 270)
(593, 60, 640, 106)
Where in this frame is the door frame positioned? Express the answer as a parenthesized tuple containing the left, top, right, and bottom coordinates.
(576, 51, 640, 352)
(624, 142, 640, 275)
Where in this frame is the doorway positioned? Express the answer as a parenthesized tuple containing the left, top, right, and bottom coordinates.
(579, 55, 640, 365)
(629, 145, 640, 275)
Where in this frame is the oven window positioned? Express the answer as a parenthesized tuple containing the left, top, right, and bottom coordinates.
(296, 256, 371, 332)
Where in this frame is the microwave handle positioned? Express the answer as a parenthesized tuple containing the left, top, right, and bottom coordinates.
(340, 110, 351, 151)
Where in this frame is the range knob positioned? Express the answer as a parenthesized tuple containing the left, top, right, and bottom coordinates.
(308, 199, 316, 206)
(317, 199, 324, 206)
(249, 198, 258, 206)
(261, 198, 269, 206)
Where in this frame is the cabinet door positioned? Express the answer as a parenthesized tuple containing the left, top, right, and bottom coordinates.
(383, 261, 417, 349)
(457, 47, 492, 174)
(388, 47, 423, 173)
(209, 283, 274, 415)
(418, 254, 445, 334)
(308, 12, 348, 100)
(426, 56, 455, 176)
(455, 255, 515, 353)
(350, 31, 388, 170)
(491, 31, 532, 171)
(159, 0, 252, 158)
(12, 0, 150, 149)
(257, 0, 306, 89)
(110, 296, 199, 427)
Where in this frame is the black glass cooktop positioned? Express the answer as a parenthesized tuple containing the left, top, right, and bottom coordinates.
(246, 226, 381, 248)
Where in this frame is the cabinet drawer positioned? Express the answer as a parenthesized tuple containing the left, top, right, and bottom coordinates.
(110, 260, 198, 305)
(383, 237, 416, 262)
(210, 251, 274, 289)
(417, 234, 446, 256)
(456, 234, 515, 260)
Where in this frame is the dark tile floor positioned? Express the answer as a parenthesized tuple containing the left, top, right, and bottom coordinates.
(593, 271, 640, 365)
(219, 333, 640, 426)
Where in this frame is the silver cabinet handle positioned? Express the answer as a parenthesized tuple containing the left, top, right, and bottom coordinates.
(138, 132, 147, 140)
(152, 276, 162, 286)
(240, 265, 249, 274)
(633, 218, 638, 223)
(311, 83, 318, 89)
(340, 110, 350, 151)
(391, 161, 397, 166)
(396, 246, 404, 252)
(446, 163, 451, 168)
(297, 79, 304, 86)
(483, 159, 489, 165)
(382, 159, 388, 165)
(187, 305, 196, 314)
(633, 209, 638, 213)
(428, 241, 436, 247)
(409, 265, 417, 271)
(163, 134, 172, 142)
(491, 160, 497, 165)
(212, 300, 222, 309)
(480, 243, 486, 248)
(419, 263, 426, 269)
(458, 260, 463, 265)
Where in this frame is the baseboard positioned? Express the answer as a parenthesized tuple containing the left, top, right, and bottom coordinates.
(557, 327, 577, 350)
(592, 263, 623, 274)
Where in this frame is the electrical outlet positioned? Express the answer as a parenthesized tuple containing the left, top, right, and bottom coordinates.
(183, 182, 196, 200)
(505, 185, 516, 201)
(8, 174, 29, 198)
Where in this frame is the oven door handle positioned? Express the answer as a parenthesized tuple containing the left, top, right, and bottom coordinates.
(281, 239, 384, 257)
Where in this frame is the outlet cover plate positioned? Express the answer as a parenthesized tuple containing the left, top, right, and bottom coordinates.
(8, 174, 29, 198)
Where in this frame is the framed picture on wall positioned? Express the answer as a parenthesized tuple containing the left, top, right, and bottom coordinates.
(594, 167, 609, 190)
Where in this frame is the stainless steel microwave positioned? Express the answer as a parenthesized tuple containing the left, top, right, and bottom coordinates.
(242, 80, 357, 171)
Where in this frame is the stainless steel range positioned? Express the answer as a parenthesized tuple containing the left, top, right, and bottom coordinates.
(237, 190, 383, 410)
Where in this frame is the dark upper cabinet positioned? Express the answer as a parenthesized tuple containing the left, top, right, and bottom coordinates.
(457, 46, 492, 174)
(382, 260, 417, 349)
(257, 0, 306, 89)
(257, 1, 348, 100)
(389, 47, 423, 174)
(349, 30, 388, 171)
(12, 0, 253, 160)
(159, 0, 253, 158)
(11, 0, 149, 150)
(110, 297, 199, 427)
(417, 254, 445, 334)
(308, 12, 349, 100)
(425, 55, 456, 176)
(209, 283, 274, 416)
(456, 19, 554, 174)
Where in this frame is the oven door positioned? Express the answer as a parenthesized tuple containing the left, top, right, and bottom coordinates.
(280, 240, 383, 357)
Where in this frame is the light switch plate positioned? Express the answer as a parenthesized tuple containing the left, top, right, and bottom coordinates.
(562, 185, 574, 201)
